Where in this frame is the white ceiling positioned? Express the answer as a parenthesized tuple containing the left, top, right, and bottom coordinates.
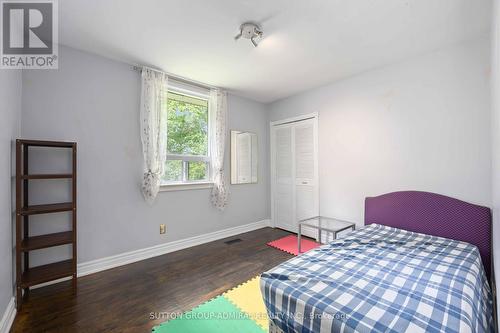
(60, 0, 491, 103)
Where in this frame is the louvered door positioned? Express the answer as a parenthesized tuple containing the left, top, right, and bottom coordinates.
(272, 115, 318, 237)
(294, 119, 318, 238)
(273, 125, 295, 232)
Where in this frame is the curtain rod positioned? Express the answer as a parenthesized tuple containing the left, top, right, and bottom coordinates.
(132, 65, 218, 91)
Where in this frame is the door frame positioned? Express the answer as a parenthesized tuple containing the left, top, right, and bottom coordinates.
(270, 112, 319, 231)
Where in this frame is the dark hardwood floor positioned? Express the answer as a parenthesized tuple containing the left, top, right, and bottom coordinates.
(11, 227, 293, 333)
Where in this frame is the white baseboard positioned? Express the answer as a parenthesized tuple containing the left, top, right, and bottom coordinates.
(77, 219, 271, 277)
(0, 297, 16, 333)
(30, 276, 72, 290)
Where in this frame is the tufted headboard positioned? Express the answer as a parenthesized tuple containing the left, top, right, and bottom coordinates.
(365, 191, 492, 277)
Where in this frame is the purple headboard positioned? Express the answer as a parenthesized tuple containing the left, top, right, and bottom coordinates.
(365, 191, 492, 277)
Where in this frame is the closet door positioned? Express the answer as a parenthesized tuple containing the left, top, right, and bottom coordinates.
(272, 115, 318, 236)
(273, 124, 295, 232)
(294, 119, 318, 238)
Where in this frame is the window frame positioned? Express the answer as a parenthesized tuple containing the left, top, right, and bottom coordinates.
(160, 81, 213, 191)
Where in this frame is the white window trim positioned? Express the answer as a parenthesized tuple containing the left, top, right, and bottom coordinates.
(160, 182, 213, 192)
(166, 154, 210, 162)
(160, 80, 213, 190)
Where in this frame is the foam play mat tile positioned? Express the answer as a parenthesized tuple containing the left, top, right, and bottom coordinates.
(266, 234, 320, 255)
(152, 295, 266, 333)
(223, 276, 268, 329)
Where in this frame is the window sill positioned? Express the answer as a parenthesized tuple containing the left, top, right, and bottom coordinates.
(160, 182, 213, 192)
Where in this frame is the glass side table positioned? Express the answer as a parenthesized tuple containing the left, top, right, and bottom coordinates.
(298, 216, 356, 253)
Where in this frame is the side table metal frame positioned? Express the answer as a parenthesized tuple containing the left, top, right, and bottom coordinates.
(298, 218, 355, 253)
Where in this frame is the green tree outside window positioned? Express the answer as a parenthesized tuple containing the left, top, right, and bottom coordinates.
(163, 92, 209, 183)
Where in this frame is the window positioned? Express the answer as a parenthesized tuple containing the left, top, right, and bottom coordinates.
(162, 85, 211, 186)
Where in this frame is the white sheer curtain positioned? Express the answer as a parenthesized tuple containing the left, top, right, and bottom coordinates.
(140, 68, 168, 205)
(210, 89, 229, 210)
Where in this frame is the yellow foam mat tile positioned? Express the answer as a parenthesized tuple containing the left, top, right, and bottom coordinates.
(223, 276, 269, 330)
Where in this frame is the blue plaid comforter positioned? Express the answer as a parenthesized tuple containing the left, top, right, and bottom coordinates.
(260, 224, 493, 333)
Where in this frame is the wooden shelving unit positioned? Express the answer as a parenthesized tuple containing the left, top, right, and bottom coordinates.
(15, 139, 77, 310)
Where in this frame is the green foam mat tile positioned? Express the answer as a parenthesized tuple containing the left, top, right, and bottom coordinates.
(152, 295, 266, 333)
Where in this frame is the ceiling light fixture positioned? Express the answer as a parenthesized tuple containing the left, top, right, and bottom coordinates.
(234, 22, 263, 47)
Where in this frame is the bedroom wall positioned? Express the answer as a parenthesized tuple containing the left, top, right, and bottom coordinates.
(0, 71, 22, 320)
(268, 37, 491, 227)
(491, 0, 500, 320)
(21, 45, 270, 266)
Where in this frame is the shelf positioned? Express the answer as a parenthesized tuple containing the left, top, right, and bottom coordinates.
(21, 231, 74, 251)
(15, 139, 77, 310)
(21, 260, 74, 288)
(20, 202, 73, 215)
(21, 174, 73, 180)
(17, 139, 75, 148)
(15, 139, 77, 311)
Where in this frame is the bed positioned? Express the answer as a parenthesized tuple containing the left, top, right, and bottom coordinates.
(260, 191, 493, 333)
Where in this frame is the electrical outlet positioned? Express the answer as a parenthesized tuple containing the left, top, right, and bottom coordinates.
(160, 224, 166, 234)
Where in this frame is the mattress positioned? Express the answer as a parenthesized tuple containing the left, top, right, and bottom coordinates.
(260, 224, 493, 333)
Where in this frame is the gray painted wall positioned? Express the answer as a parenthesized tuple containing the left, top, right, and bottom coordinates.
(268, 37, 491, 227)
(0, 71, 21, 315)
(21, 46, 270, 266)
